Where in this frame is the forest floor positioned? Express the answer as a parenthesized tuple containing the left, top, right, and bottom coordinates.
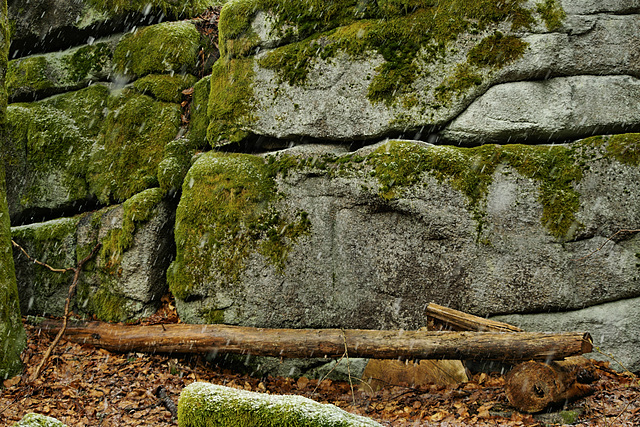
(1, 303, 639, 426)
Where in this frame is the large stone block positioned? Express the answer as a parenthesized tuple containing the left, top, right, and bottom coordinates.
(11, 188, 175, 322)
(170, 136, 640, 331)
(207, 0, 640, 145)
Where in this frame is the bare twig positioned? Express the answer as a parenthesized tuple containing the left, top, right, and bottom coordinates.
(11, 240, 74, 274)
(574, 229, 640, 262)
(28, 242, 102, 383)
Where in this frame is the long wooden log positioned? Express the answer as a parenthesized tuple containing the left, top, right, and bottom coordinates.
(426, 303, 523, 332)
(37, 320, 592, 362)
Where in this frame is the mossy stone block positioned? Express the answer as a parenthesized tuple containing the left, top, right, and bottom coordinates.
(6, 40, 116, 102)
(114, 21, 202, 78)
(133, 73, 198, 103)
(189, 75, 211, 146)
(85, 0, 226, 19)
(88, 90, 181, 204)
(178, 382, 383, 427)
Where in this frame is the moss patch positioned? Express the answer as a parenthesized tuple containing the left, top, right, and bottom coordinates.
(114, 21, 201, 78)
(0, 162, 26, 379)
(536, 0, 566, 31)
(178, 382, 383, 427)
(167, 152, 310, 301)
(85, 0, 226, 18)
(88, 90, 181, 204)
(6, 56, 55, 97)
(206, 57, 256, 145)
(189, 75, 211, 146)
(64, 42, 113, 82)
(133, 73, 198, 103)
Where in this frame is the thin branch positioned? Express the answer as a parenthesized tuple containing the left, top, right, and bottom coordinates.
(574, 229, 640, 262)
(11, 240, 74, 274)
(29, 242, 101, 383)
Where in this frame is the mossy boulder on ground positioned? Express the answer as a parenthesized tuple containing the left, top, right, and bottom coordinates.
(178, 382, 383, 427)
(207, 0, 640, 145)
(11, 413, 68, 427)
(11, 188, 175, 322)
(6, 38, 118, 102)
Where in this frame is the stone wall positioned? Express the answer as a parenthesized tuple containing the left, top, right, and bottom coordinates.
(6, 0, 640, 373)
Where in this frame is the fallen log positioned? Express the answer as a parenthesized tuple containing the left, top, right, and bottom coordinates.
(505, 356, 598, 413)
(37, 319, 592, 362)
(426, 303, 523, 332)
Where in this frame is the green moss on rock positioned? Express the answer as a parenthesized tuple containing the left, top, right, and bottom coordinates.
(88, 90, 181, 203)
(178, 382, 383, 427)
(0, 162, 26, 379)
(11, 413, 68, 427)
(133, 73, 198, 103)
(206, 57, 256, 145)
(6, 56, 55, 97)
(247, 0, 534, 105)
(85, 0, 225, 18)
(114, 21, 202, 78)
(168, 152, 310, 301)
(64, 42, 113, 82)
(158, 140, 194, 193)
(189, 75, 211, 146)
(536, 0, 566, 31)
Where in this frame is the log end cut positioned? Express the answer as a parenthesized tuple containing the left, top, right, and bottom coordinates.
(505, 358, 597, 413)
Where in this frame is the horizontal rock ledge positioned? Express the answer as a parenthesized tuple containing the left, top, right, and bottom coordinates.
(37, 319, 592, 362)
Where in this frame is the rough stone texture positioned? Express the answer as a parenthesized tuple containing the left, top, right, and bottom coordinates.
(11, 188, 175, 321)
(6, 37, 119, 102)
(492, 297, 640, 372)
(439, 75, 640, 144)
(209, 0, 640, 145)
(171, 138, 640, 331)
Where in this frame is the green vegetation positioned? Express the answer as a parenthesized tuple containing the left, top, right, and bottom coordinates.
(158, 140, 194, 193)
(207, 57, 256, 145)
(85, 0, 226, 18)
(114, 21, 201, 78)
(189, 75, 212, 146)
(133, 73, 198, 103)
(167, 152, 311, 301)
(0, 163, 26, 379)
(64, 42, 113, 81)
(88, 90, 181, 203)
(604, 133, 640, 167)
(536, 0, 566, 31)
(6, 56, 54, 97)
(178, 382, 382, 427)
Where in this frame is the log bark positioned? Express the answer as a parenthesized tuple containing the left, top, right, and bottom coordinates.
(426, 303, 523, 332)
(37, 319, 592, 362)
(505, 356, 598, 413)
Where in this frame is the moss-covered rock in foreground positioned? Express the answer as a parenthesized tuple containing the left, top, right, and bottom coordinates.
(11, 413, 68, 427)
(178, 382, 382, 427)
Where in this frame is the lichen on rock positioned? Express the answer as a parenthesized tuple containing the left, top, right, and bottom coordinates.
(178, 382, 383, 427)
